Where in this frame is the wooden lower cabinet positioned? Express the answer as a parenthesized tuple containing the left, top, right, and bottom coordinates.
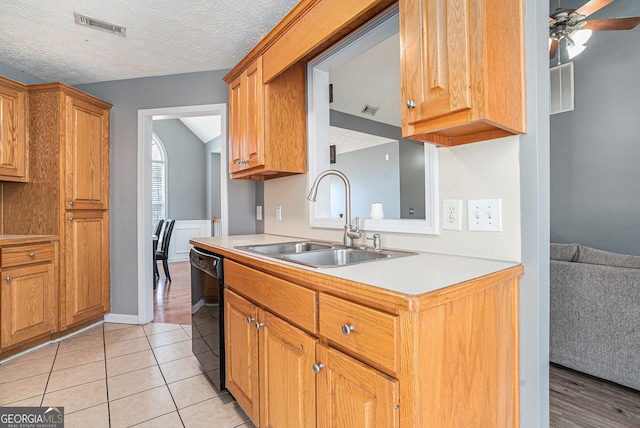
(225, 289, 260, 421)
(225, 288, 399, 428)
(62, 210, 110, 329)
(316, 344, 399, 428)
(0, 242, 57, 350)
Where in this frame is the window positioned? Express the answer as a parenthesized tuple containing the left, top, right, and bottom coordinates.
(152, 134, 167, 232)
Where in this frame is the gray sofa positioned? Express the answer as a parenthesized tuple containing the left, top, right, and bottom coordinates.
(550, 243, 640, 391)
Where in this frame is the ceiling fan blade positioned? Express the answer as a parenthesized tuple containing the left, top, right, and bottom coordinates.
(549, 39, 559, 59)
(575, 0, 614, 18)
(584, 16, 640, 31)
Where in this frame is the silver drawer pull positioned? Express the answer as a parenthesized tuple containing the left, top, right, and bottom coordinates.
(69, 217, 74, 222)
(254, 322, 264, 330)
(5, 277, 12, 282)
(312, 363, 324, 374)
(341, 324, 355, 336)
(246, 317, 255, 324)
(406, 98, 416, 109)
(29, 252, 36, 258)
(69, 200, 74, 206)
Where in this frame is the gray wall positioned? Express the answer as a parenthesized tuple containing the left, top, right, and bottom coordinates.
(153, 119, 207, 220)
(330, 110, 426, 219)
(398, 140, 426, 219)
(0, 62, 46, 85)
(332, 142, 401, 219)
(550, 28, 640, 255)
(74, 70, 255, 317)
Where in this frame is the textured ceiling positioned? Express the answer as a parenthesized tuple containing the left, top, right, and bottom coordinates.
(0, 0, 299, 84)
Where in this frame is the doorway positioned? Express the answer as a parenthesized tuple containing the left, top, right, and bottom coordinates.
(137, 104, 228, 324)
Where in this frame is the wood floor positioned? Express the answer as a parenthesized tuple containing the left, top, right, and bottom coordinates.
(153, 262, 640, 426)
(550, 363, 640, 428)
(153, 260, 192, 325)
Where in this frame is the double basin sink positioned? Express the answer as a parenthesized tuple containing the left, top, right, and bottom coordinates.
(235, 240, 416, 268)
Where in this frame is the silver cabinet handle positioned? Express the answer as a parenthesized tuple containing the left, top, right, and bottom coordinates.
(69, 200, 74, 206)
(312, 363, 325, 374)
(29, 252, 36, 258)
(341, 324, 355, 336)
(254, 322, 264, 330)
(69, 217, 74, 222)
(406, 99, 416, 109)
(5, 277, 12, 282)
(246, 317, 255, 324)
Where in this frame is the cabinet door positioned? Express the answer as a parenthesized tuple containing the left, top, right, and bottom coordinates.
(0, 80, 28, 181)
(64, 95, 110, 210)
(228, 58, 265, 175)
(316, 344, 400, 428)
(62, 210, 110, 328)
(229, 75, 245, 174)
(243, 58, 265, 171)
(259, 309, 316, 428)
(1, 263, 56, 349)
(225, 289, 260, 424)
(400, 0, 472, 127)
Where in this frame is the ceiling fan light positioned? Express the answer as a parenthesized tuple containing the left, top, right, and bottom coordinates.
(571, 29, 592, 46)
(567, 43, 587, 59)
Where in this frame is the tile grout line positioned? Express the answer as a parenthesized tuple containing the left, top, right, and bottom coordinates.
(103, 325, 112, 428)
(143, 324, 187, 427)
(40, 342, 60, 407)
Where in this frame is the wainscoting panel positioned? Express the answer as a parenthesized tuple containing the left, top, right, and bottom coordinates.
(168, 219, 211, 262)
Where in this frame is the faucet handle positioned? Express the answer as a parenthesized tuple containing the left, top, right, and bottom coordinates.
(354, 217, 360, 230)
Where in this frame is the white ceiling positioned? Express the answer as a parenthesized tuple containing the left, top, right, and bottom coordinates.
(0, 0, 299, 85)
(179, 116, 221, 143)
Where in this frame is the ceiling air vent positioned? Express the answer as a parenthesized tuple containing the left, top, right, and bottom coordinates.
(361, 105, 379, 116)
(74, 13, 126, 37)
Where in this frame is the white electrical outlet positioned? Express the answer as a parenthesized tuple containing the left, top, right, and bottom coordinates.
(468, 199, 502, 232)
(442, 199, 462, 231)
(275, 205, 282, 221)
(256, 205, 263, 221)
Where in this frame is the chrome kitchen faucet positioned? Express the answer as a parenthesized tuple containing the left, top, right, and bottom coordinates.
(307, 170, 362, 247)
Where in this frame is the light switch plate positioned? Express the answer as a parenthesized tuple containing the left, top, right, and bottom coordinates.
(468, 199, 502, 232)
(442, 199, 462, 231)
(256, 205, 263, 221)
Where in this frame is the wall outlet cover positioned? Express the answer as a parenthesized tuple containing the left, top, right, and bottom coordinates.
(275, 205, 282, 221)
(442, 199, 462, 231)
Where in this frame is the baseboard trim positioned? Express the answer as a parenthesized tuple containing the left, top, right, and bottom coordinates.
(192, 299, 205, 315)
(104, 313, 140, 325)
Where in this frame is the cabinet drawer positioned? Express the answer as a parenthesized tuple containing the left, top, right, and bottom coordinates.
(224, 260, 317, 333)
(2, 243, 55, 268)
(319, 293, 398, 373)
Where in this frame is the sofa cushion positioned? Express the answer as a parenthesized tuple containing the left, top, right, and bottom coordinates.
(576, 245, 640, 269)
(550, 243, 579, 262)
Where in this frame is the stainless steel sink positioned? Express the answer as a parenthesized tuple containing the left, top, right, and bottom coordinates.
(235, 241, 333, 255)
(235, 241, 416, 268)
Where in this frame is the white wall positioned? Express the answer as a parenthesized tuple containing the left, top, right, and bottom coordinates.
(167, 219, 211, 262)
(264, 135, 521, 262)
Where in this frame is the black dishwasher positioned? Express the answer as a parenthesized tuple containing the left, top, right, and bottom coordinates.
(190, 247, 225, 391)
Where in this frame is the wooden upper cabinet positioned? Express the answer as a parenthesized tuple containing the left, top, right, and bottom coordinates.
(0, 76, 28, 182)
(400, 0, 525, 146)
(225, 57, 306, 180)
(64, 95, 110, 210)
(229, 58, 265, 175)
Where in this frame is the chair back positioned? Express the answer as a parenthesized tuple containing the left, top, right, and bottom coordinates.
(159, 219, 175, 255)
(154, 219, 164, 238)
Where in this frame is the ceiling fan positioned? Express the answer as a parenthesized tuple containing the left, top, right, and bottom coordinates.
(549, 0, 640, 61)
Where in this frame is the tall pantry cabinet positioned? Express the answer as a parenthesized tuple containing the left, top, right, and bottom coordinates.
(2, 83, 111, 330)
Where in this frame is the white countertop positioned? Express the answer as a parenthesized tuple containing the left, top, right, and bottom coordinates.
(190, 234, 520, 296)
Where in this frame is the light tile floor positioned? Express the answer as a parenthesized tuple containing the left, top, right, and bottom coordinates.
(0, 322, 256, 428)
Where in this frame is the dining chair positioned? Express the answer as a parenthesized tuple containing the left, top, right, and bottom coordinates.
(155, 218, 176, 282)
(153, 219, 164, 280)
